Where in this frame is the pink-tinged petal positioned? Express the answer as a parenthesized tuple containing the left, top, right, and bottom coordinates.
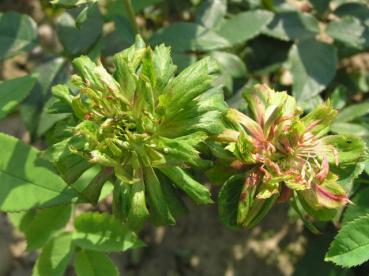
(216, 129, 240, 142)
(243, 84, 270, 126)
(305, 119, 322, 132)
(265, 159, 282, 175)
(227, 108, 266, 142)
(316, 156, 329, 182)
(315, 184, 349, 209)
(244, 171, 261, 187)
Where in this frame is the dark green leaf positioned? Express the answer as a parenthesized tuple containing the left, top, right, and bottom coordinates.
(289, 39, 337, 102)
(310, 0, 330, 14)
(75, 3, 97, 28)
(32, 233, 74, 276)
(20, 57, 66, 135)
(342, 187, 369, 224)
(51, 0, 98, 7)
(74, 250, 118, 276)
(211, 51, 247, 78)
(0, 12, 38, 60)
(334, 3, 369, 22)
(0, 75, 36, 119)
(326, 17, 366, 49)
(172, 52, 197, 70)
(101, 17, 135, 56)
(56, 6, 103, 56)
(106, 0, 163, 18)
(217, 10, 274, 45)
(294, 233, 353, 276)
(37, 97, 71, 137)
(218, 175, 244, 228)
(158, 172, 189, 218)
(0, 133, 79, 212)
(263, 11, 319, 41)
(246, 36, 291, 75)
(73, 212, 143, 252)
(150, 22, 230, 52)
(195, 0, 227, 29)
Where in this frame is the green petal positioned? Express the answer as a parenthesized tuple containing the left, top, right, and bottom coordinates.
(159, 166, 213, 204)
(126, 179, 150, 231)
(143, 166, 175, 226)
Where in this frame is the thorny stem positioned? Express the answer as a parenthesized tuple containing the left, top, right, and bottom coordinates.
(123, 0, 140, 35)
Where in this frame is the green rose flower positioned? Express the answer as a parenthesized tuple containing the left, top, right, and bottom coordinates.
(214, 84, 366, 229)
(44, 36, 227, 230)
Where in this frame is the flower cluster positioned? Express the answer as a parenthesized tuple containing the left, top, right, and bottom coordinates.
(215, 84, 365, 229)
(44, 36, 366, 231)
(45, 36, 227, 229)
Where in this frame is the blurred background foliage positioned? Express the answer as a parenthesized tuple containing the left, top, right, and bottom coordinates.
(0, 0, 369, 275)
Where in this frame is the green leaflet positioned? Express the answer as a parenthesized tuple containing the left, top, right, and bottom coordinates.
(74, 250, 118, 276)
(32, 233, 74, 276)
(0, 12, 38, 60)
(41, 136, 92, 184)
(0, 133, 79, 211)
(159, 166, 212, 204)
(73, 212, 144, 252)
(325, 214, 369, 267)
(0, 75, 36, 119)
(81, 167, 114, 204)
(218, 175, 244, 228)
(8, 205, 72, 251)
(321, 135, 366, 165)
(217, 10, 274, 45)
